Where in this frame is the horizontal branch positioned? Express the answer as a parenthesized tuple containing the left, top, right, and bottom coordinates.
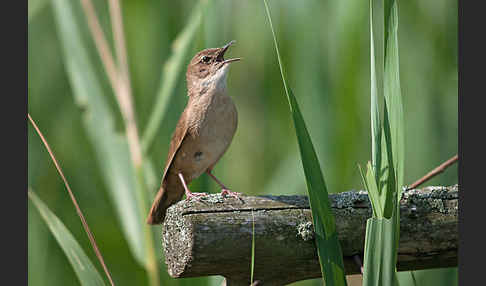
(161, 185, 458, 285)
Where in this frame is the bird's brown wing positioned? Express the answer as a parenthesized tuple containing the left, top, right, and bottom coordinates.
(160, 105, 190, 184)
(146, 105, 190, 225)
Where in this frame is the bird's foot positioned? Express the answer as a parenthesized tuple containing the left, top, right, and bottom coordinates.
(185, 191, 208, 201)
(220, 188, 241, 199)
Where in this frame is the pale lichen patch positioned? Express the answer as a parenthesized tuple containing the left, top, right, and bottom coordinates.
(297, 221, 314, 242)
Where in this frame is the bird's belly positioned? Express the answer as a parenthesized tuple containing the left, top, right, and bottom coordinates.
(174, 96, 237, 181)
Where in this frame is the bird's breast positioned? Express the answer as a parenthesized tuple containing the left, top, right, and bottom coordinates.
(176, 93, 237, 180)
(197, 95, 238, 163)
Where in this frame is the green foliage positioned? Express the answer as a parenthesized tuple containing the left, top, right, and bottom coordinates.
(364, 0, 403, 220)
(362, 217, 399, 286)
(28, 0, 457, 285)
(263, 1, 347, 285)
(361, 1, 403, 286)
(142, 0, 210, 153)
(50, 0, 147, 267)
(28, 190, 106, 286)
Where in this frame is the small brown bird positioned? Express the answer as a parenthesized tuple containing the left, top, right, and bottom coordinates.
(146, 40, 241, 225)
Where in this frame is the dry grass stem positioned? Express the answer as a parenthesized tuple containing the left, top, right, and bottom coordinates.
(80, 0, 142, 167)
(408, 154, 458, 190)
(80, 2, 158, 285)
(108, 0, 130, 86)
(107, 0, 142, 167)
(79, 0, 118, 90)
(28, 113, 115, 286)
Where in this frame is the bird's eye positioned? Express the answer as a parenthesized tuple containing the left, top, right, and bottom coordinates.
(201, 56, 211, 63)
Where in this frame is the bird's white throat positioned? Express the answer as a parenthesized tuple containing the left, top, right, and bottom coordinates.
(201, 64, 229, 93)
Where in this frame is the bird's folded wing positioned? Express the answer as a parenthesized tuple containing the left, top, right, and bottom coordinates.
(160, 106, 190, 184)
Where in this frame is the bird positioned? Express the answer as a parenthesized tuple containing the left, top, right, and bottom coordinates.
(146, 40, 241, 225)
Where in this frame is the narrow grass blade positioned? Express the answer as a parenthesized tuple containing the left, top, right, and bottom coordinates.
(383, 0, 403, 270)
(370, 0, 383, 180)
(142, 0, 210, 152)
(383, 0, 404, 191)
(263, 1, 347, 285)
(381, 104, 397, 219)
(51, 0, 146, 266)
(28, 190, 106, 286)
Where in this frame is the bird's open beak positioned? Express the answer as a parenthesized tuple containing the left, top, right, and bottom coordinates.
(218, 40, 241, 65)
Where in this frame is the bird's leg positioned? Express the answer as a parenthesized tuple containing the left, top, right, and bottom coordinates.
(206, 169, 241, 198)
(178, 173, 207, 200)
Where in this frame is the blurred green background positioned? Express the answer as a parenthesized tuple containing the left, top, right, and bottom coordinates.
(28, 0, 457, 285)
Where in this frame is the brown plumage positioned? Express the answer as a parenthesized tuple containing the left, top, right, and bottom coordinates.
(146, 41, 241, 225)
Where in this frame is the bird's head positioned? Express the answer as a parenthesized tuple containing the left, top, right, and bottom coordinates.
(186, 40, 240, 94)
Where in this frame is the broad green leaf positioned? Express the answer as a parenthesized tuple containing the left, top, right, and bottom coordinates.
(28, 190, 106, 286)
(363, 218, 398, 286)
(51, 0, 146, 266)
(142, 0, 210, 153)
(263, 1, 347, 285)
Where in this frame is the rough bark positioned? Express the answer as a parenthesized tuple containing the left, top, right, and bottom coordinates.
(161, 185, 458, 285)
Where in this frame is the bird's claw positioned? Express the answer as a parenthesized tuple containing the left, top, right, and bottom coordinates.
(185, 192, 208, 201)
(220, 189, 241, 199)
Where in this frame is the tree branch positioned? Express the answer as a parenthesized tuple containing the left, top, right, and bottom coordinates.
(161, 185, 458, 285)
(407, 155, 458, 190)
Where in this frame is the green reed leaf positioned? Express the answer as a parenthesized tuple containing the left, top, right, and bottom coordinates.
(363, 218, 399, 286)
(29, 190, 106, 286)
(142, 0, 210, 153)
(263, 1, 347, 285)
(361, 1, 403, 286)
(51, 0, 146, 266)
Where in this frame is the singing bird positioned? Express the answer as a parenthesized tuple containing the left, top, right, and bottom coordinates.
(146, 41, 241, 225)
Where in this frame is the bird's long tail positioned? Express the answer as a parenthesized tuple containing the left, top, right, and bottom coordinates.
(146, 186, 169, 225)
(147, 174, 186, 224)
